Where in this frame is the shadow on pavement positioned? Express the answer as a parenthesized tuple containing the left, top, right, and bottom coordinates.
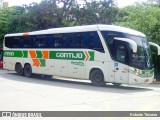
(1, 71, 153, 94)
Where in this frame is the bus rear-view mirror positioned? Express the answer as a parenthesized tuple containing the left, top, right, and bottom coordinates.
(149, 42, 160, 55)
(114, 37, 137, 53)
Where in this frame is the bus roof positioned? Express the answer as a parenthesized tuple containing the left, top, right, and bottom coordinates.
(5, 24, 146, 37)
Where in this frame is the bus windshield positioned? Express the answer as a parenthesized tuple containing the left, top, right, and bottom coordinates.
(126, 34, 152, 70)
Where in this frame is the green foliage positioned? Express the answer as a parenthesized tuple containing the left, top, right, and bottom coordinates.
(116, 5, 160, 38)
(0, 6, 25, 47)
(0, 0, 118, 46)
(116, 2, 160, 80)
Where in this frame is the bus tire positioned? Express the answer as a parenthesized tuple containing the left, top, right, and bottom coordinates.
(15, 63, 23, 76)
(24, 64, 32, 77)
(90, 69, 106, 86)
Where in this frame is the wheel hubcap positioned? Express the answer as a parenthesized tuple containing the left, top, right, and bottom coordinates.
(95, 74, 102, 82)
(17, 67, 22, 73)
(26, 67, 30, 74)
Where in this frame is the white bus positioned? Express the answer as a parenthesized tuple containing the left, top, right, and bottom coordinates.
(3, 24, 160, 86)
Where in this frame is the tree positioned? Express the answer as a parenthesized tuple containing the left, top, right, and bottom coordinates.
(0, 6, 26, 47)
(116, 5, 160, 41)
(116, 4, 160, 80)
(71, 0, 118, 25)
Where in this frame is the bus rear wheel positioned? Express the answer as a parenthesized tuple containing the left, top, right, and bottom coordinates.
(24, 64, 32, 77)
(15, 63, 23, 76)
(90, 69, 106, 86)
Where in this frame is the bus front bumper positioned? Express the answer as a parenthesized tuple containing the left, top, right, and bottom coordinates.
(129, 74, 154, 85)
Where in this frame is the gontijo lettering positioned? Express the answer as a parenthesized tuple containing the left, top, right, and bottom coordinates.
(49, 51, 94, 61)
(4, 52, 14, 56)
(56, 53, 83, 59)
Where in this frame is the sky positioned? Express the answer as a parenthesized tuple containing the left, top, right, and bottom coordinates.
(117, 0, 146, 7)
(3, 0, 146, 7)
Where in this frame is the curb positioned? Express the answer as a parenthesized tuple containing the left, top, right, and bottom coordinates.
(152, 81, 160, 84)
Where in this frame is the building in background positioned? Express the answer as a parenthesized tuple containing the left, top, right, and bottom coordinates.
(0, 0, 3, 9)
(3, 1, 8, 7)
(0, 0, 8, 8)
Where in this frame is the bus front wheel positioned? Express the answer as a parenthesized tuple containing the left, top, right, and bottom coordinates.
(15, 63, 23, 76)
(90, 69, 106, 86)
(24, 64, 32, 77)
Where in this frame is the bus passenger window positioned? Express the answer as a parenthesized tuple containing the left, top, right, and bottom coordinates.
(68, 34, 75, 48)
(23, 36, 31, 48)
(89, 33, 94, 49)
(55, 40, 62, 48)
(12, 37, 21, 48)
(5, 37, 13, 48)
(53, 34, 63, 48)
(35, 35, 47, 48)
(75, 33, 85, 48)
(88, 32, 104, 52)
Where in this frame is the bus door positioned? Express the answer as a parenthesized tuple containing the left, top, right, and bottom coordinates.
(114, 41, 129, 84)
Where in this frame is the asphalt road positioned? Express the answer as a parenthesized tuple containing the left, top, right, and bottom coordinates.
(0, 69, 160, 118)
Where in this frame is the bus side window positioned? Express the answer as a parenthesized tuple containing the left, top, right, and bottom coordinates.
(50, 35, 55, 48)
(48, 35, 53, 48)
(12, 37, 21, 48)
(89, 32, 94, 49)
(84, 32, 89, 48)
(35, 35, 47, 48)
(5, 37, 13, 48)
(23, 36, 31, 48)
(18, 37, 24, 48)
(68, 33, 75, 48)
(94, 32, 104, 52)
(74, 33, 85, 48)
(88, 32, 104, 52)
(53, 34, 63, 48)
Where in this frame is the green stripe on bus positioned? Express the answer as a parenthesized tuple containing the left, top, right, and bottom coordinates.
(49, 51, 94, 61)
(134, 68, 154, 75)
(3, 50, 94, 61)
(23, 51, 28, 58)
(36, 51, 43, 58)
(88, 51, 94, 61)
(39, 59, 45, 67)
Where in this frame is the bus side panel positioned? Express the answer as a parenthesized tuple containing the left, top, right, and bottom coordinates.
(68, 60, 86, 79)
(108, 62, 115, 83)
(3, 57, 13, 70)
(42, 59, 55, 75)
(3, 57, 23, 71)
(85, 51, 110, 82)
(85, 61, 109, 82)
(54, 60, 68, 77)
(34, 59, 54, 75)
